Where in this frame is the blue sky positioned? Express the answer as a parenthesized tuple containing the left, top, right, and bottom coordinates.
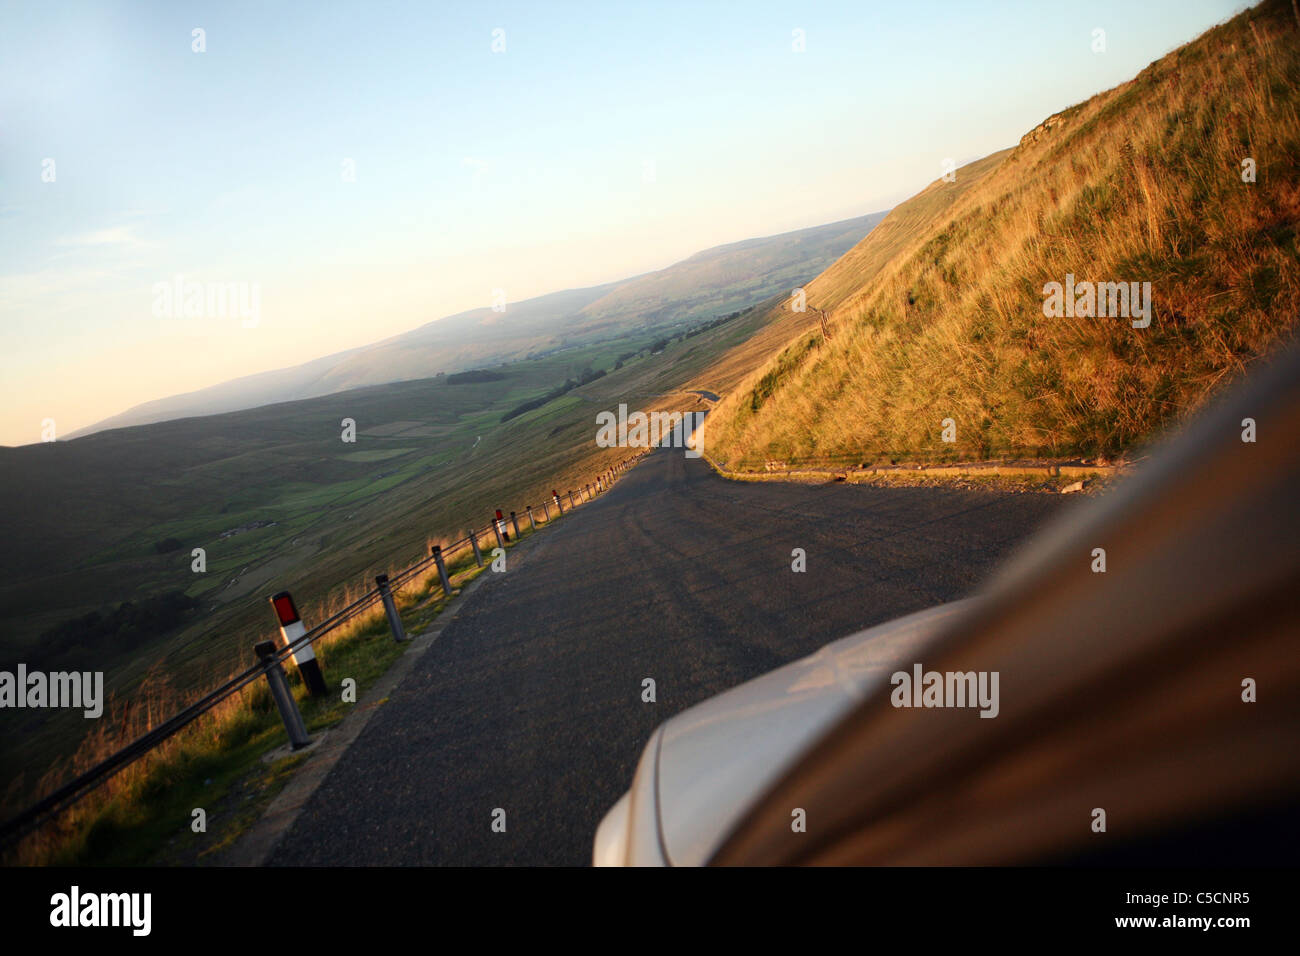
(0, 0, 1248, 444)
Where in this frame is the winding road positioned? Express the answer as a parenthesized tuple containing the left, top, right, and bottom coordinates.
(266, 448, 1074, 866)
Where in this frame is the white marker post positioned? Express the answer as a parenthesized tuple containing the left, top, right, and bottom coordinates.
(270, 591, 328, 697)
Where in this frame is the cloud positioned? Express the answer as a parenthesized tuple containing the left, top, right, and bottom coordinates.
(56, 225, 151, 248)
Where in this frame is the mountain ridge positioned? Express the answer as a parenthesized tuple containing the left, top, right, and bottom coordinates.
(68, 211, 886, 439)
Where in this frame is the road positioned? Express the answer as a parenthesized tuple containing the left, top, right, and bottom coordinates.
(267, 448, 1074, 866)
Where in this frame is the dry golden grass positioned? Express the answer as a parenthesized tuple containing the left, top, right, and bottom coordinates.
(703, 0, 1300, 471)
(3, 463, 637, 864)
(4, 531, 484, 865)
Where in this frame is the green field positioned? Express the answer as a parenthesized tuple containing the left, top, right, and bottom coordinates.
(0, 307, 786, 814)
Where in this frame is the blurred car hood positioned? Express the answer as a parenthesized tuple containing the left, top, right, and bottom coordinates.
(596, 601, 970, 866)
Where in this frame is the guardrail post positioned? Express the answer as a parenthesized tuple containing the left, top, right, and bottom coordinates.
(432, 545, 453, 596)
(494, 509, 509, 546)
(510, 510, 521, 538)
(554, 489, 564, 514)
(255, 640, 312, 749)
(543, 500, 550, 521)
(470, 530, 483, 567)
(269, 591, 329, 697)
(526, 505, 536, 531)
(568, 490, 575, 507)
(375, 574, 407, 643)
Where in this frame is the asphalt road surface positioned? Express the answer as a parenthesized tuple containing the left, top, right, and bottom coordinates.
(268, 449, 1075, 866)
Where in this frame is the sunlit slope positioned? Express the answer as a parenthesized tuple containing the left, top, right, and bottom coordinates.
(689, 153, 1009, 401)
(703, 0, 1300, 470)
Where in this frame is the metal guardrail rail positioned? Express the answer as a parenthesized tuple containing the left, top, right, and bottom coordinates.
(0, 455, 644, 850)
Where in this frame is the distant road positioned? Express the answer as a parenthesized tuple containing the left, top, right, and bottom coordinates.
(267, 448, 1073, 866)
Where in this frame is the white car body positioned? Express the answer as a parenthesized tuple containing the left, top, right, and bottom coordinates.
(594, 601, 971, 866)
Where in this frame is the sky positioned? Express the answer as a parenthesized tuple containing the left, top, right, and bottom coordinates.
(0, 0, 1248, 446)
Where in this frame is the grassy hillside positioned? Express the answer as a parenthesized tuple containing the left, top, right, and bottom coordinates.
(0, 304, 789, 814)
(686, 154, 1011, 403)
(701, 0, 1300, 471)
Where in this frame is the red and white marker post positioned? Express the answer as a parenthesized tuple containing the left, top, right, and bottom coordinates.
(269, 591, 329, 698)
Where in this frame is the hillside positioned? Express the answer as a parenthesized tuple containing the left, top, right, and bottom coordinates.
(70, 212, 885, 437)
(0, 300, 794, 808)
(700, 0, 1300, 471)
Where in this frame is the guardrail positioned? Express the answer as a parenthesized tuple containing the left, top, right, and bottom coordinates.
(0, 453, 645, 850)
(703, 449, 1121, 483)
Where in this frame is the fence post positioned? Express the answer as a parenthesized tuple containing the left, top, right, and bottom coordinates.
(432, 545, 453, 596)
(470, 530, 483, 567)
(554, 489, 564, 515)
(494, 509, 509, 546)
(509, 510, 520, 538)
(542, 500, 550, 522)
(255, 640, 312, 749)
(269, 591, 329, 697)
(568, 490, 575, 507)
(526, 505, 536, 531)
(375, 574, 407, 643)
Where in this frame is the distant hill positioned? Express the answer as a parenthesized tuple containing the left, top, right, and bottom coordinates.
(702, 0, 1300, 470)
(70, 212, 885, 437)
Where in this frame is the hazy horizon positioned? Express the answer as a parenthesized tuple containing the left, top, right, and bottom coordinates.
(0, 0, 1246, 446)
